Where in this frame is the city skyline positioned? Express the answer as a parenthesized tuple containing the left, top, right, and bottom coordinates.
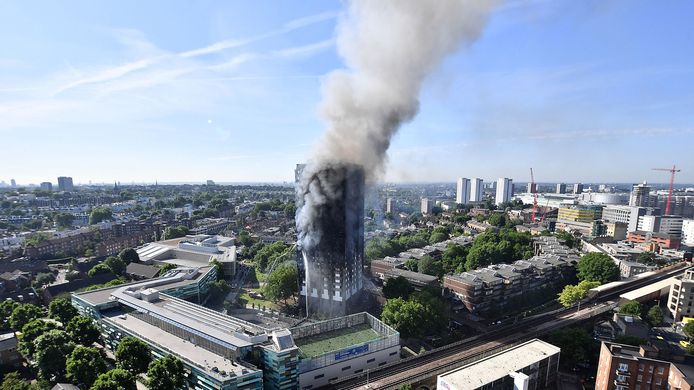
(2, 1, 694, 184)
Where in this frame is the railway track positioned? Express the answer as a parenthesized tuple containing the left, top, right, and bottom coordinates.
(328, 263, 688, 390)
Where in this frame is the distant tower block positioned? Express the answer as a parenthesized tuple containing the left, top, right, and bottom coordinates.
(386, 198, 396, 214)
(470, 178, 483, 202)
(456, 178, 470, 204)
(300, 164, 365, 317)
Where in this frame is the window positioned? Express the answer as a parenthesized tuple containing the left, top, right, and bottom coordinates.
(637, 374, 643, 382)
(378, 362, 387, 366)
(341, 366, 351, 371)
(367, 358, 375, 363)
(389, 351, 398, 356)
(619, 363, 629, 371)
(639, 364, 645, 372)
(354, 369, 363, 374)
(649, 366, 654, 373)
(636, 385, 641, 390)
(314, 374, 324, 380)
(656, 378, 662, 385)
(658, 367, 664, 375)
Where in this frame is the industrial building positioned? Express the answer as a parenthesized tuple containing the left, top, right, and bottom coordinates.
(72, 267, 399, 390)
(437, 339, 560, 390)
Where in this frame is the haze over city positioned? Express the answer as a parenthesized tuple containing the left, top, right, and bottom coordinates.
(3, 0, 694, 184)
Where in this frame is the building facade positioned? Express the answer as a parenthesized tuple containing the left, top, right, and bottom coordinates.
(57, 176, 74, 192)
(456, 178, 470, 205)
(556, 183, 566, 194)
(495, 178, 513, 206)
(470, 178, 484, 202)
(667, 268, 694, 322)
(420, 198, 433, 214)
(630, 182, 653, 207)
(574, 183, 584, 194)
(683, 219, 694, 247)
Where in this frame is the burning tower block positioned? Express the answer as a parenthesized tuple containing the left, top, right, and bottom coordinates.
(297, 163, 365, 318)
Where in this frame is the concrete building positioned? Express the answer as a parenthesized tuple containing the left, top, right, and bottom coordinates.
(556, 183, 566, 194)
(638, 215, 660, 233)
(470, 178, 484, 202)
(606, 222, 628, 241)
(385, 198, 396, 214)
(628, 231, 681, 250)
(10, 179, 16, 188)
(630, 182, 653, 207)
(57, 176, 74, 192)
(137, 235, 237, 278)
(683, 219, 694, 247)
(495, 178, 513, 206)
(638, 215, 684, 239)
(595, 342, 694, 390)
(72, 269, 399, 390)
(527, 182, 537, 194)
(437, 339, 560, 390)
(573, 183, 584, 194)
(0, 332, 21, 368)
(456, 178, 470, 205)
(667, 268, 694, 322)
(421, 197, 433, 214)
(602, 205, 650, 233)
(40, 182, 53, 191)
(556, 205, 603, 235)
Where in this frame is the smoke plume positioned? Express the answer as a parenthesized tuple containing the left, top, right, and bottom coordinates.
(298, 0, 496, 250)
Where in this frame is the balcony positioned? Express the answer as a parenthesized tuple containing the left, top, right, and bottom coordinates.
(614, 377, 629, 386)
(615, 369, 631, 376)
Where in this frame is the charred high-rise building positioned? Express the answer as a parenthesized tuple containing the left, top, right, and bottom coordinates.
(296, 163, 365, 317)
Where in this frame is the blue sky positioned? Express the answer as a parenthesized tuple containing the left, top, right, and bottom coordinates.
(2, 0, 693, 185)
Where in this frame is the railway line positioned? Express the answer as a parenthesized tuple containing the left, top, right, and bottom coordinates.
(328, 263, 688, 390)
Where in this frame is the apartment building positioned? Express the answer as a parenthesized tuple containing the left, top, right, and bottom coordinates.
(627, 231, 681, 250)
(667, 268, 694, 322)
(595, 342, 694, 390)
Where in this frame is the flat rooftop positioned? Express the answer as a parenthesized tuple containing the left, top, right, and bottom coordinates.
(620, 277, 676, 301)
(105, 312, 254, 380)
(438, 339, 560, 390)
(294, 323, 380, 359)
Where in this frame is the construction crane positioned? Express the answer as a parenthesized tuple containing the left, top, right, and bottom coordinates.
(652, 165, 681, 215)
(530, 168, 538, 223)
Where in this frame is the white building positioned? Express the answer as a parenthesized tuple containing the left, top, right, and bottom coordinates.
(470, 178, 484, 202)
(385, 198, 396, 214)
(420, 198, 433, 214)
(602, 205, 648, 233)
(495, 178, 513, 206)
(437, 339, 560, 390)
(637, 215, 659, 232)
(456, 178, 470, 205)
(629, 181, 652, 207)
(556, 183, 566, 194)
(573, 183, 584, 194)
(660, 215, 684, 239)
(668, 268, 694, 321)
(683, 219, 694, 247)
(527, 182, 537, 194)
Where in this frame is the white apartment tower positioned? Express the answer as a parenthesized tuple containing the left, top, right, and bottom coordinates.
(470, 178, 484, 202)
(683, 219, 694, 247)
(456, 178, 470, 205)
(495, 178, 513, 206)
(629, 181, 652, 207)
(386, 198, 396, 214)
(421, 198, 433, 214)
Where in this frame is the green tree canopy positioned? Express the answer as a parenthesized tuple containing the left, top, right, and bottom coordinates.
(0, 300, 19, 329)
(146, 355, 186, 390)
(264, 262, 299, 303)
(557, 281, 600, 307)
(118, 248, 140, 264)
(34, 272, 56, 287)
(88, 263, 112, 277)
(647, 305, 664, 327)
(0, 372, 37, 390)
(381, 291, 444, 338)
(49, 297, 79, 324)
(162, 225, 189, 239)
(54, 212, 75, 228)
(684, 322, 694, 341)
(67, 316, 101, 346)
(90, 368, 136, 390)
(89, 207, 113, 225)
(19, 319, 59, 357)
(253, 241, 290, 273)
(546, 327, 597, 369)
(103, 256, 127, 276)
(10, 304, 44, 330)
(34, 329, 75, 381)
(159, 263, 177, 274)
(618, 301, 643, 317)
(116, 337, 151, 374)
(66, 346, 108, 388)
(637, 251, 657, 265)
(382, 276, 414, 300)
(488, 213, 507, 228)
(577, 253, 619, 283)
(418, 256, 444, 278)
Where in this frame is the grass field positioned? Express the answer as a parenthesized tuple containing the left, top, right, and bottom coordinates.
(295, 323, 381, 358)
(238, 288, 280, 311)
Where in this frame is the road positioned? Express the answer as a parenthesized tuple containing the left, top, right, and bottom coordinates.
(329, 263, 688, 390)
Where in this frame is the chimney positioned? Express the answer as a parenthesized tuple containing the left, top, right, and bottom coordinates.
(639, 345, 658, 358)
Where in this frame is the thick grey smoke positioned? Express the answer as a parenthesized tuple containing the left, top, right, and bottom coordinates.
(297, 0, 496, 250)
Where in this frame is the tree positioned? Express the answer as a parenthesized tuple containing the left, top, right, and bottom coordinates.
(66, 346, 108, 388)
(159, 263, 177, 274)
(89, 207, 113, 225)
(34, 272, 56, 287)
(618, 301, 643, 317)
(67, 316, 101, 346)
(557, 281, 600, 308)
(0, 372, 36, 390)
(428, 231, 448, 244)
(418, 256, 443, 278)
(615, 336, 647, 346)
(684, 322, 694, 341)
(207, 280, 231, 303)
(0, 300, 19, 329)
(49, 297, 79, 324)
(647, 305, 664, 327)
(382, 276, 414, 300)
(88, 263, 112, 277)
(54, 212, 75, 228)
(637, 251, 657, 265)
(546, 327, 597, 369)
(403, 258, 418, 272)
(34, 329, 75, 381)
(91, 368, 136, 390)
(146, 355, 186, 390)
(19, 319, 59, 356)
(488, 213, 506, 228)
(162, 225, 189, 239)
(577, 253, 619, 284)
(116, 337, 151, 374)
(381, 298, 426, 338)
(118, 248, 139, 264)
(104, 256, 126, 276)
(210, 259, 225, 280)
(264, 262, 299, 303)
(10, 304, 44, 330)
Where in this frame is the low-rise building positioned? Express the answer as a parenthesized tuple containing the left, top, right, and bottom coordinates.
(628, 231, 681, 250)
(437, 339, 560, 390)
(667, 268, 694, 322)
(0, 332, 22, 367)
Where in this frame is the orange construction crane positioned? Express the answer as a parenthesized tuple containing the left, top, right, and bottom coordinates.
(530, 168, 538, 223)
(652, 165, 681, 215)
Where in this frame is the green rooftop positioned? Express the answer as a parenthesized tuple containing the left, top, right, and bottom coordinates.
(295, 323, 381, 358)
